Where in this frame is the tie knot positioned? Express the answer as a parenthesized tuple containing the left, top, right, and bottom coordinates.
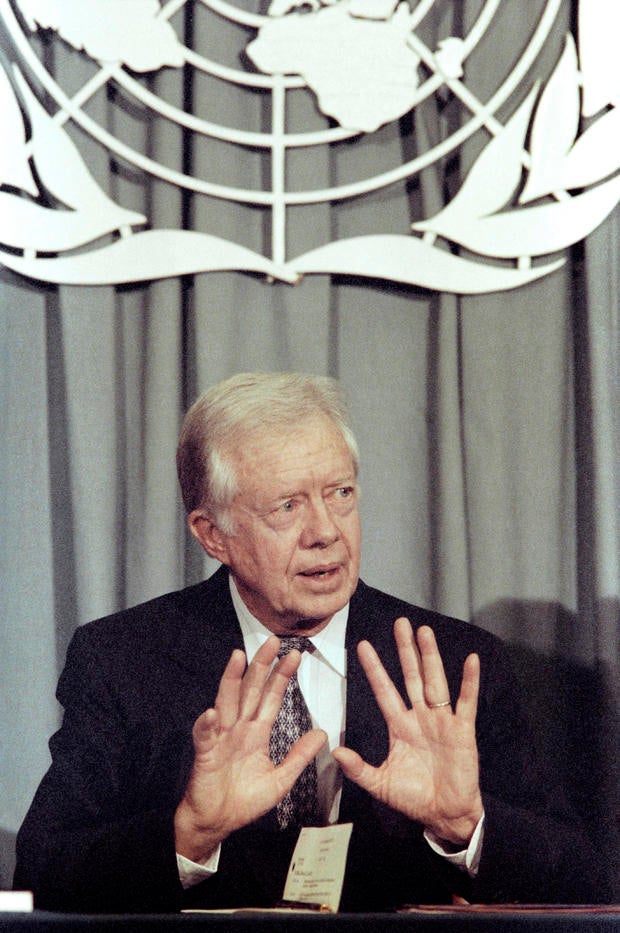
(277, 636, 315, 658)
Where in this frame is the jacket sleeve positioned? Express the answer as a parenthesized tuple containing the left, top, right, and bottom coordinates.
(13, 625, 187, 913)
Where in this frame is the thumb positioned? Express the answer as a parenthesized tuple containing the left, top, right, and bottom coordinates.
(332, 746, 376, 791)
(192, 708, 220, 755)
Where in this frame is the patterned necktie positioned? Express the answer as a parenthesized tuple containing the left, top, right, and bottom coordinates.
(269, 636, 320, 830)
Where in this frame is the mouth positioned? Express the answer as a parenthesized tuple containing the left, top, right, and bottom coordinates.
(298, 563, 342, 580)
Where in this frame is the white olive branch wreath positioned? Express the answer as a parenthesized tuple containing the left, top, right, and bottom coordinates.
(0, 0, 618, 291)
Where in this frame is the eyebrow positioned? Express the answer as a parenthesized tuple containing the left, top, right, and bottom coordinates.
(324, 476, 358, 491)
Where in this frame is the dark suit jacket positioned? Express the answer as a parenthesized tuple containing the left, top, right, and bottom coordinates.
(14, 568, 609, 911)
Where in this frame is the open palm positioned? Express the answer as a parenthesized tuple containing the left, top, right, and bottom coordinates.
(333, 619, 483, 845)
(175, 637, 326, 862)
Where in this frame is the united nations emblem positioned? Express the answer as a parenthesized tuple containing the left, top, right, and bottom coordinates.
(0, 0, 618, 293)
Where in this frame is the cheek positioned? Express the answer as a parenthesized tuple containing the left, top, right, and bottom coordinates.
(257, 529, 300, 575)
(343, 513, 362, 551)
(228, 526, 271, 575)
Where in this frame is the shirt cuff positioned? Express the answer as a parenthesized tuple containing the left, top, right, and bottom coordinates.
(424, 811, 485, 877)
(176, 845, 221, 889)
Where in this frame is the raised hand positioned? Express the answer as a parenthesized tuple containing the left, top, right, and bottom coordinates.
(332, 618, 483, 845)
(175, 636, 327, 862)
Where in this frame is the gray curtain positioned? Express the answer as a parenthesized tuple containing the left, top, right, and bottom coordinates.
(1, 0, 618, 893)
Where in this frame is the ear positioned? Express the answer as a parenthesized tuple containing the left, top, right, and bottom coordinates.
(188, 509, 231, 565)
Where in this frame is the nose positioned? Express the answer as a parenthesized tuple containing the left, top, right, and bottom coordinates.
(300, 498, 340, 549)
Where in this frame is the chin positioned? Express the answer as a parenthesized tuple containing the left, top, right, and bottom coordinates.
(292, 593, 351, 629)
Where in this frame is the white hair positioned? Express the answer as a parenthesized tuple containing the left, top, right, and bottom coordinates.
(177, 372, 359, 532)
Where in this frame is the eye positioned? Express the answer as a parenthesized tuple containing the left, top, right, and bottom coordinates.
(328, 485, 357, 511)
(264, 497, 300, 529)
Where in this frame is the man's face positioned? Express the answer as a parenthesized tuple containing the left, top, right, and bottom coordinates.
(203, 415, 361, 635)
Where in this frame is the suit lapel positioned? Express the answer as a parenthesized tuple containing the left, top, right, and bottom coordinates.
(343, 580, 392, 768)
(161, 565, 244, 677)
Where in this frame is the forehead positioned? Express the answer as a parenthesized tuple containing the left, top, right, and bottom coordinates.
(232, 415, 354, 494)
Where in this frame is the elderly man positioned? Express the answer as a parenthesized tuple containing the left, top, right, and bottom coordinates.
(14, 372, 608, 911)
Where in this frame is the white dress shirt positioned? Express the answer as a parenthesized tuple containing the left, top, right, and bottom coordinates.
(232, 575, 348, 825)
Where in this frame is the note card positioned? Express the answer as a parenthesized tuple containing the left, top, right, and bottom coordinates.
(282, 823, 353, 913)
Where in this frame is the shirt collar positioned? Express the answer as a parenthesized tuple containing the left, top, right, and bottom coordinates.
(228, 574, 348, 676)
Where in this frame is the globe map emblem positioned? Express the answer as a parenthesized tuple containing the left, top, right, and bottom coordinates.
(1, 0, 619, 293)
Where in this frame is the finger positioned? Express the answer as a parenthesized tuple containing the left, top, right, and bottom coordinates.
(415, 625, 452, 709)
(274, 729, 327, 794)
(238, 636, 281, 720)
(456, 652, 480, 720)
(393, 617, 425, 706)
(357, 639, 408, 722)
(213, 649, 247, 729)
(253, 648, 302, 727)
